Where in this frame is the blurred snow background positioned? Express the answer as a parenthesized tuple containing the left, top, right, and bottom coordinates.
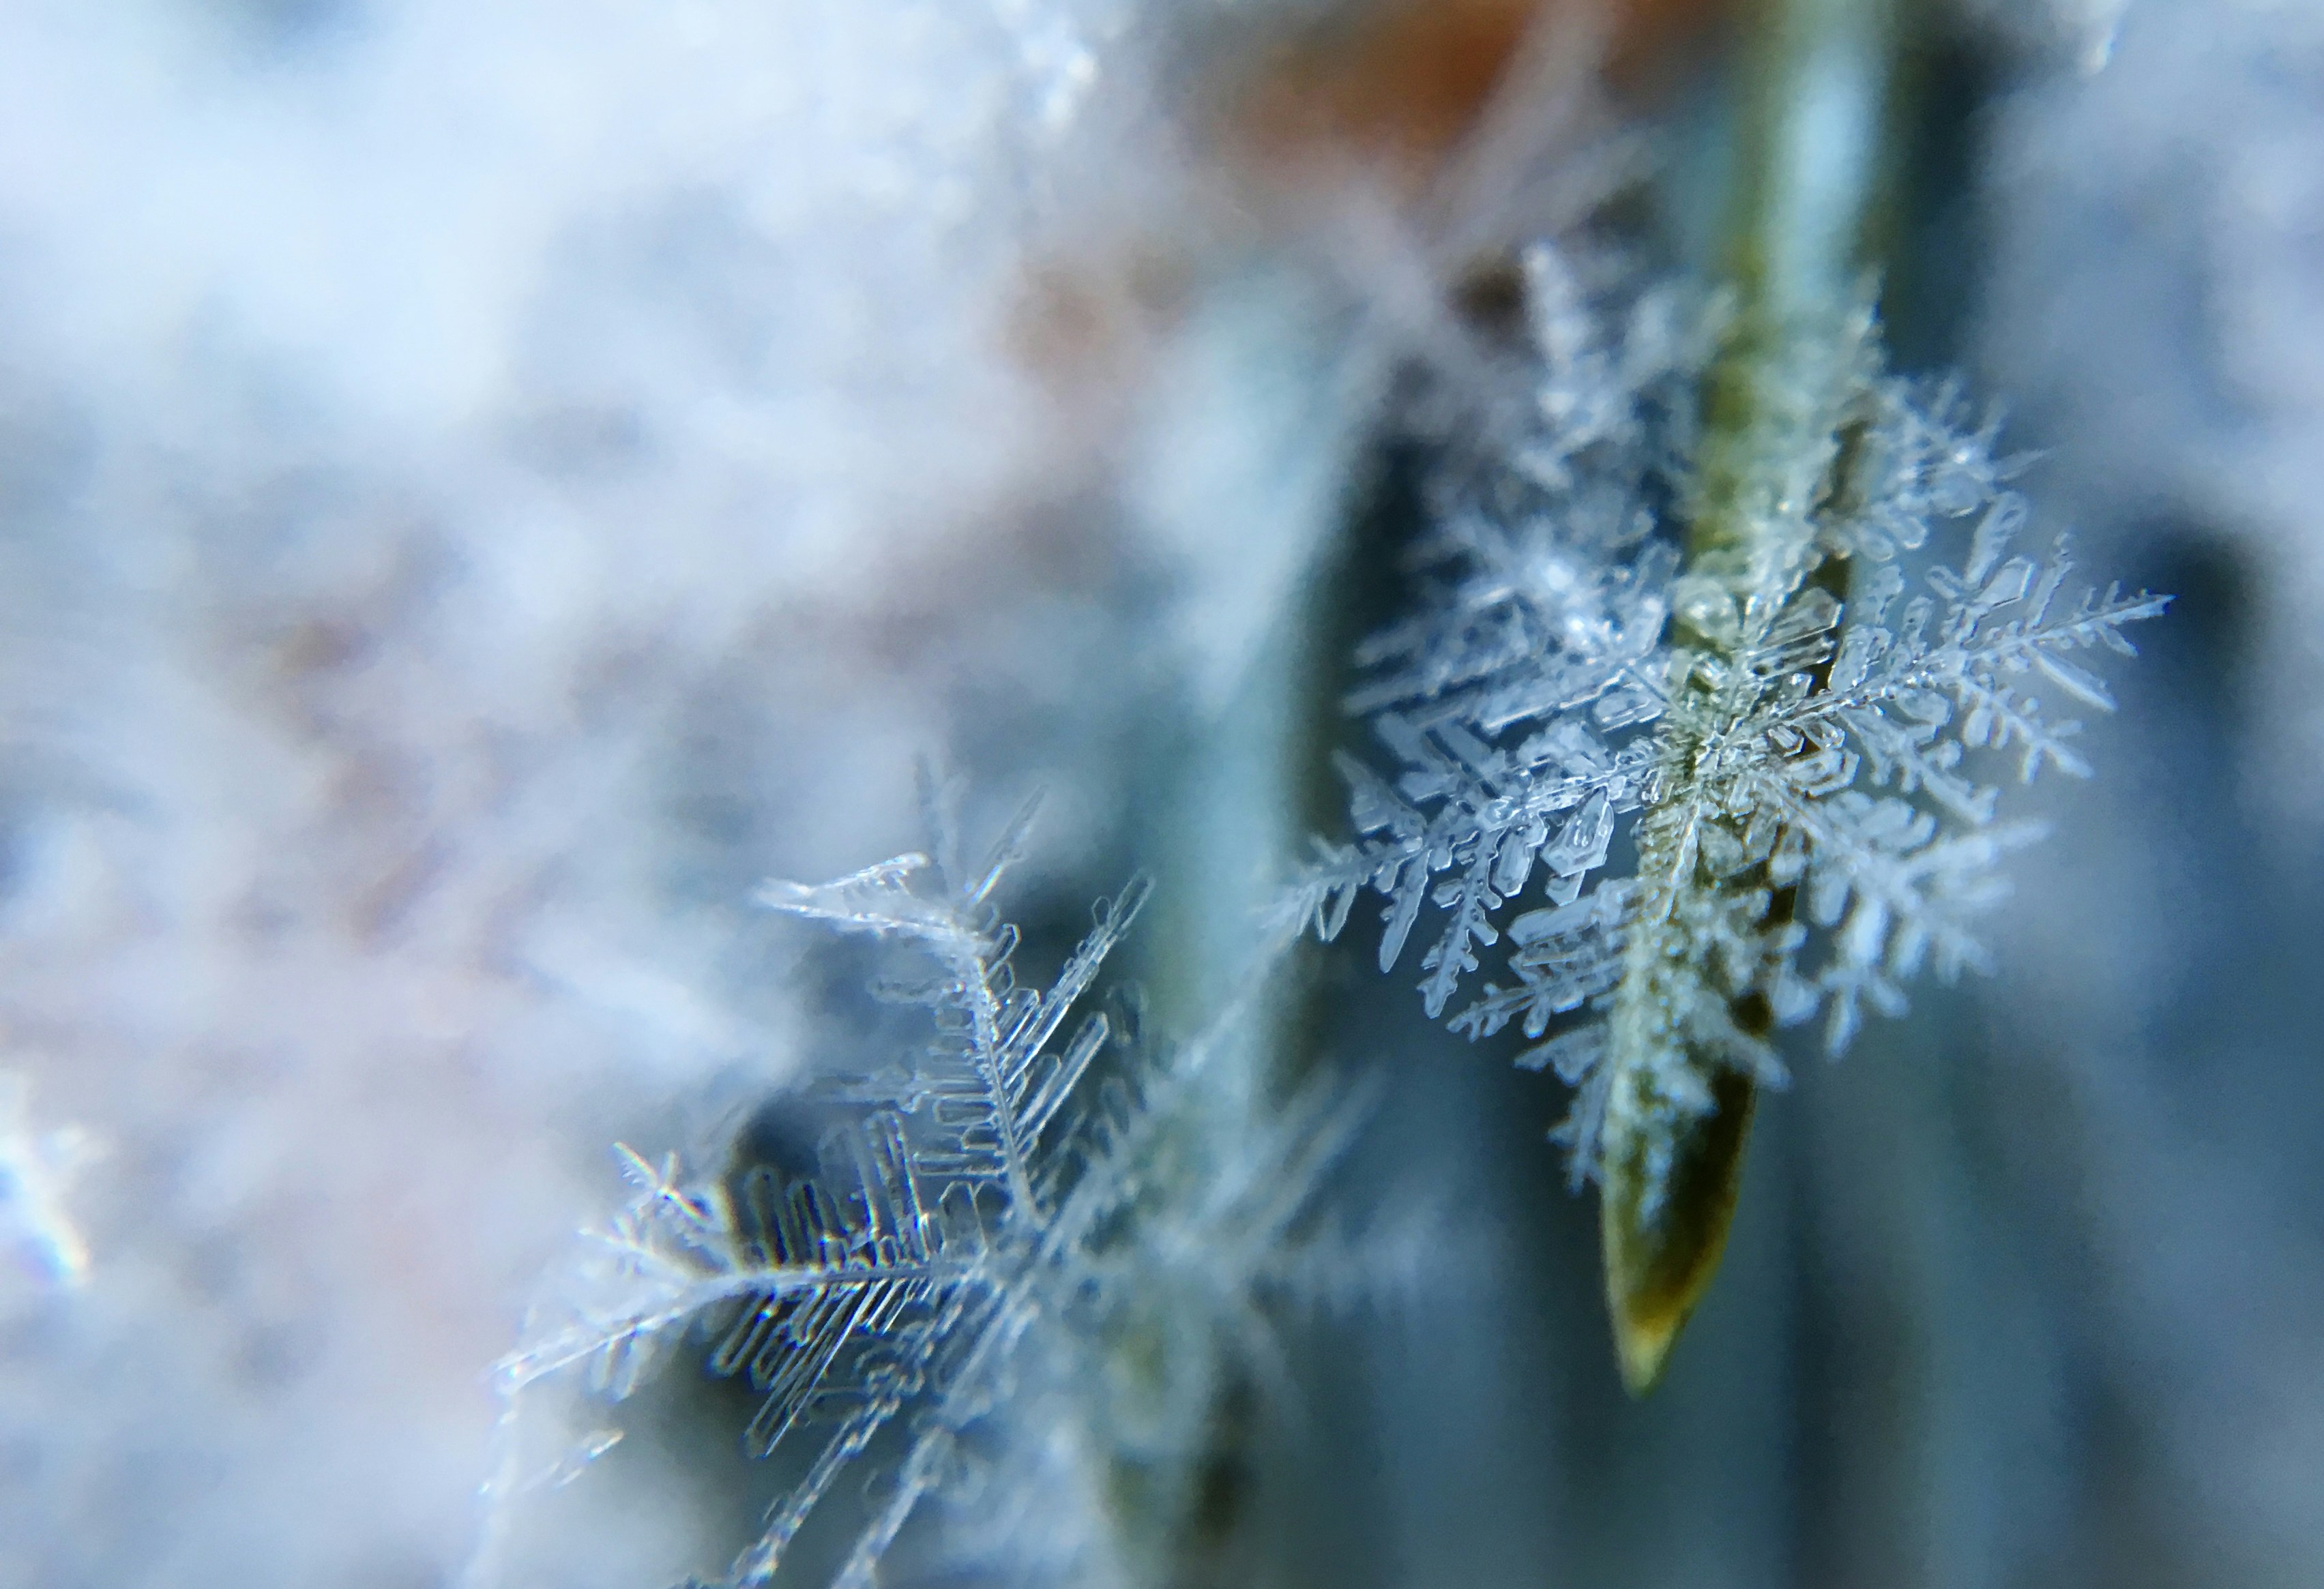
(1, 1, 2322, 1587)
(0, 3, 1181, 1582)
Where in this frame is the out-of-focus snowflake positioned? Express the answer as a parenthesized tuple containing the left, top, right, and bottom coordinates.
(0, 1071, 99, 1293)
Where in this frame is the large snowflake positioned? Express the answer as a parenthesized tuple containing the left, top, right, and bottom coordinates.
(1294, 248, 2167, 1218)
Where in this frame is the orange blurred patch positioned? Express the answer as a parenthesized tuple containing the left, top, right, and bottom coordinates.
(1002, 1, 1731, 434)
(1222, 0, 1727, 195)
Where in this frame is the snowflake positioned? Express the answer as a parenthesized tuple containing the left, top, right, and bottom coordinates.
(1293, 256, 2168, 1222)
(480, 788, 1368, 1589)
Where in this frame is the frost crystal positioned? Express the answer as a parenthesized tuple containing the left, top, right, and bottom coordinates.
(484, 790, 1365, 1589)
(1297, 252, 2168, 1212)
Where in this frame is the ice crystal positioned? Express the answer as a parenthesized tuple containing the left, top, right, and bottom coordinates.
(1295, 254, 2168, 1213)
(483, 791, 1366, 1589)
(0, 1071, 97, 1292)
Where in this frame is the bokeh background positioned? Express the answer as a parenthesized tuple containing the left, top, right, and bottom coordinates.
(2, 1, 2321, 1586)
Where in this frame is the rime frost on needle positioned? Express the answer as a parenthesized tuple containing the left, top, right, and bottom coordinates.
(1295, 246, 2168, 1217)
(482, 789, 1368, 1589)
